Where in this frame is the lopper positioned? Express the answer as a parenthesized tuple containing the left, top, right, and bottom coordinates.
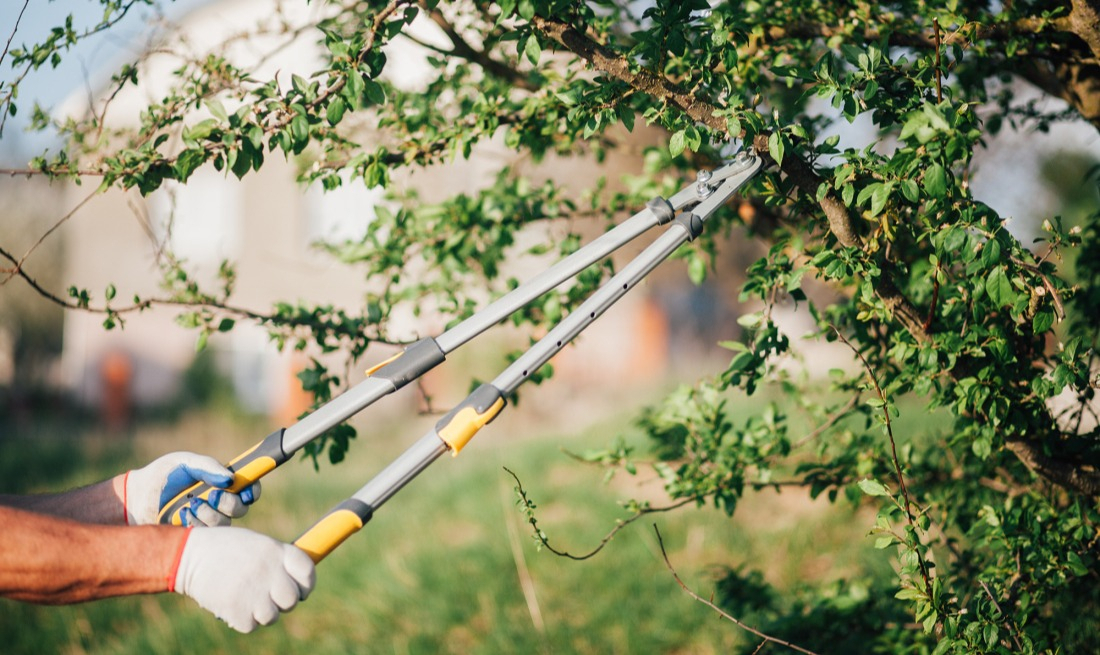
(158, 149, 763, 562)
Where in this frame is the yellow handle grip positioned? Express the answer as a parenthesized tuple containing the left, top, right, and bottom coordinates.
(293, 499, 373, 563)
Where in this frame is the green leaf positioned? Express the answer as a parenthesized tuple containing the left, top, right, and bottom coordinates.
(615, 103, 635, 131)
(768, 130, 785, 166)
(942, 226, 966, 253)
(1066, 551, 1088, 577)
(727, 351, 755, 373)
(173, 148, 206, 182)
(1033, 308, 1055, 334)
(923, 164, 947, 198)
(184, 118, 218, 143)
(669, 130, 687, 157)
(524, 35, 541, 66)
(555, 90, 579, 106)
(327, 97, 346, 126)
(363, 80, 386, 105)
(900, 179, 919, 203)
(737, 312, 762, 328)
(982, 237, 1001, 267)
(985, 267, 1016, 307)
(858, 478, 890, 497)
(344, 70, 365, 108)
(895, 588, 925, 601)
(206, 99, 228, 122)
(870, 181, 893, 217)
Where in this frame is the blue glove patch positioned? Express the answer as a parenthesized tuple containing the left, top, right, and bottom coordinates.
(161, 464, 235, 506)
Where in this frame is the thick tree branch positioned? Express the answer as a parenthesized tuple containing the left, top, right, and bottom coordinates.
(1005, 436, 1100, 496)
(422, 5, 539, 91)
(752, 13, 1100, 131)
(531, 14, 930, 345)
(530, 13, 1100, 498)
(1069, 0, 1100, 60)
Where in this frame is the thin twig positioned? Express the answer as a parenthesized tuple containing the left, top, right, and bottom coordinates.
(933, 19, 944, 103)
(499, 477, 547, 636)
(792, 394, 861, 449)
(832, 327, 934, 594)
(0, 186, 99, 285)
(505, 466, 695, 560)
(653, 525, 822, 655)
(1010, 255, 1066, 320)
(0, 0, 30, 69)
(978, 580, 1024, 650)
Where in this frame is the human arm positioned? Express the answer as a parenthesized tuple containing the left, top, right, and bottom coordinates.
(0, 452, 260, 527)
(0, 504, 184, 602)
(0, 505, 315, 632)
(0, 477, 126, 525)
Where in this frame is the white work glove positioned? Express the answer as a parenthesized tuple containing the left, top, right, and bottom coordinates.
(125, 452, 261, 526)
(171, 527, 316, 633)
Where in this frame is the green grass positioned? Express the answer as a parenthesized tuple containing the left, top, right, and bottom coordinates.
(0, 393, 909, 654)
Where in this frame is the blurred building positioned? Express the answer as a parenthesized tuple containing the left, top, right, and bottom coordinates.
(55, 0, 685, 422)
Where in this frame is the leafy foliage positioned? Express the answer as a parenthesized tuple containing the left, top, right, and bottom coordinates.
(4, 0, 1100, 652)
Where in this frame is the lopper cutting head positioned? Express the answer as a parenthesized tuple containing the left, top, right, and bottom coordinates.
(665, 149, 762, 221)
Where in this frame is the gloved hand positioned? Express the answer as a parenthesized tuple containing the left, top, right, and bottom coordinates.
(170, 527, 316, 633)
(125, 452, 261, 526)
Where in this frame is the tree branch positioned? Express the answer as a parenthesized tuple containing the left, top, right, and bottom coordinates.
(1005, 436, 1100, 496)
(505, 466, 696, 561)
(653, 525, 823, 655)
(422, 4, 538, 91)
(529, 13, 1100, 498)
(531, 13, 931, 347)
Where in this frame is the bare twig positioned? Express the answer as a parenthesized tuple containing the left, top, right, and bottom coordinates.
(653, 525, 822, 655)
(832, 327, 934, 594)
(933, 19, 944, 103)
(505, 466, 696, 560)
(0, 186, 99, 286)
(0, 0, 30, 69)
(422, 4, 538, 91)
(499, 477, 547, 636)
(792, 394, 861, 449)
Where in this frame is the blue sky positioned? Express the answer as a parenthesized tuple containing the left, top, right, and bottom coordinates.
(0, 0, 211, 164)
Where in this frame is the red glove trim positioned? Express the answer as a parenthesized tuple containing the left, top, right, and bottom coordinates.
(166, 527, 194, 592)
(122, 471, 131, 526)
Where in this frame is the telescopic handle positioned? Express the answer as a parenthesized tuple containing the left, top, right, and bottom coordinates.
(155, 340, 446, 526)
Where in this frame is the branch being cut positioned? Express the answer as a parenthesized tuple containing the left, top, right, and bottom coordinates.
(530, 14, 930, 345)
(529, 13, 1100, 498)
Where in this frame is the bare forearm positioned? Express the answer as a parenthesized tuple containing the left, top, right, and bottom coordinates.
(0, 476, 127, 525)
(0, 506, 185, 603)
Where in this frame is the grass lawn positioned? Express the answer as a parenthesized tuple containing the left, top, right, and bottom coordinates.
(0, 386, 902, 654)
